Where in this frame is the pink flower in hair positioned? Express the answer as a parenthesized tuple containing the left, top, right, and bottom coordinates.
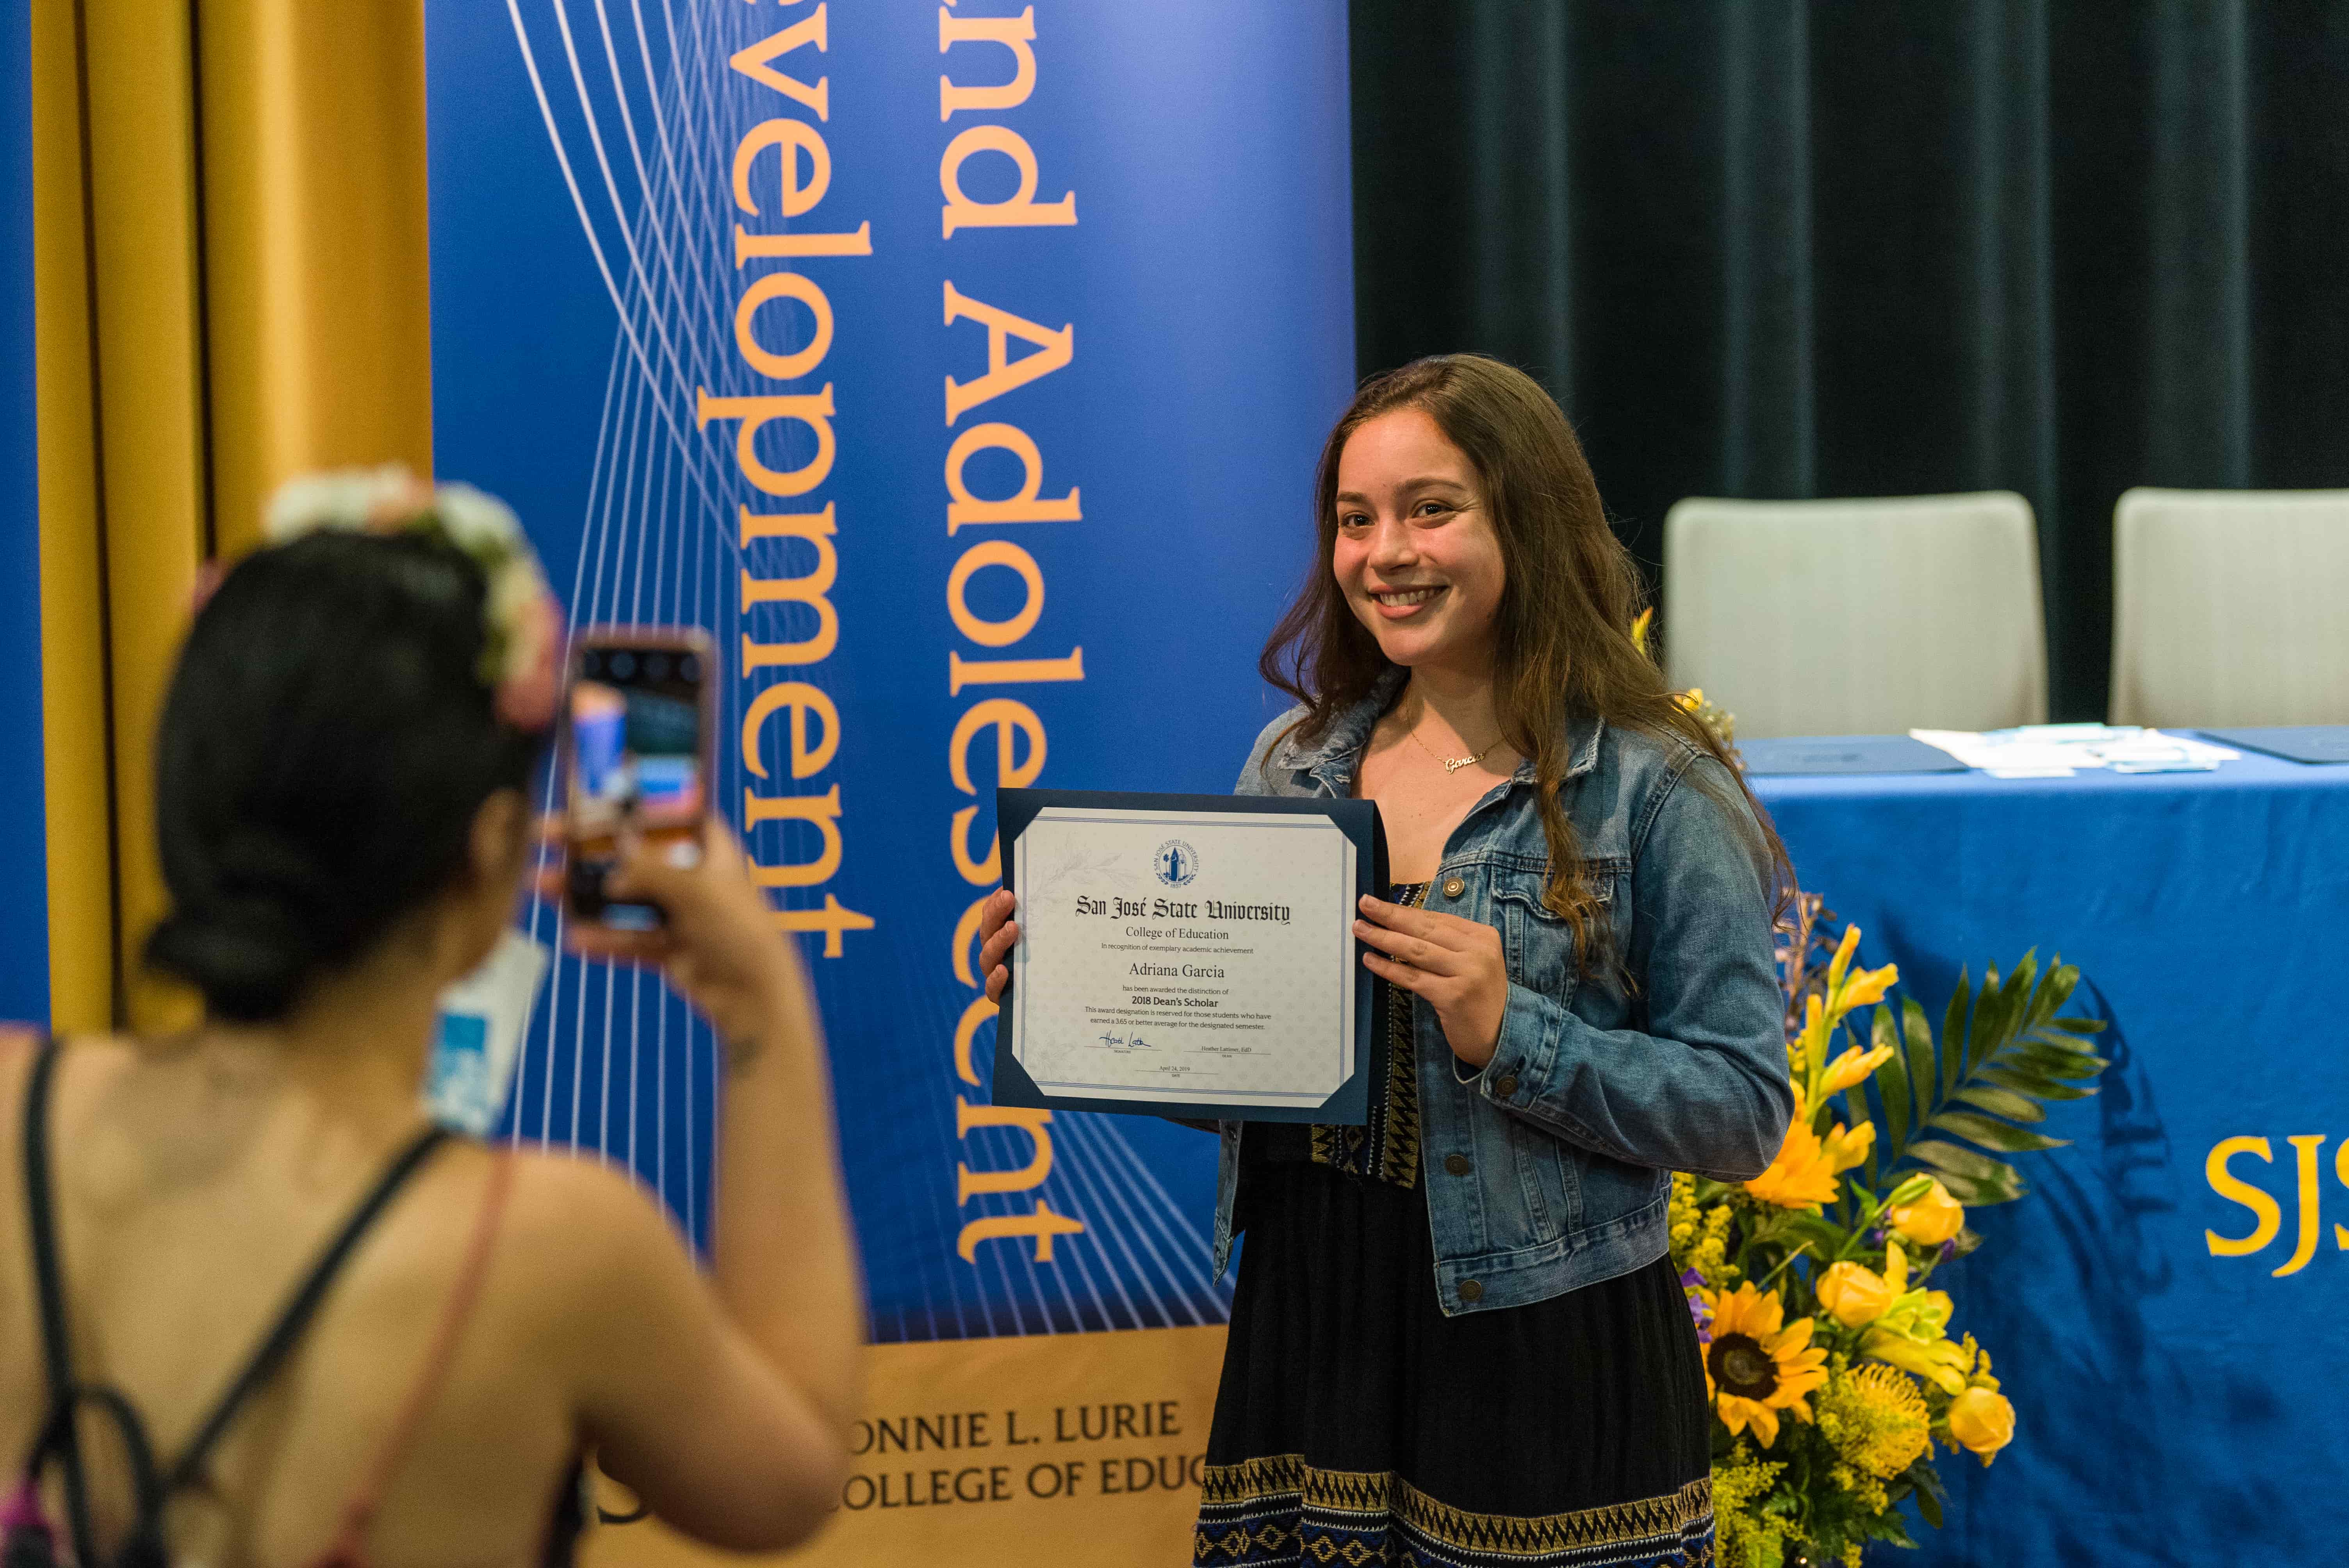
(496, 589, 565, 732)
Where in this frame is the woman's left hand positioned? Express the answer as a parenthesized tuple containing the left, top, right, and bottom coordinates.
(1354, 893, 1510, 1070)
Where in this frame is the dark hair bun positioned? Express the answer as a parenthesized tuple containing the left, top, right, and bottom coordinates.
(145, 529, 544, 1022)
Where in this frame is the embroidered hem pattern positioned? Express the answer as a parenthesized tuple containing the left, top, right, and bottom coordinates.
(1194, 1456, 1713, 1568)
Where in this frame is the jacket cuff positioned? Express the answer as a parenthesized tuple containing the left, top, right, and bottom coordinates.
(1476, 982, 1556, 1103)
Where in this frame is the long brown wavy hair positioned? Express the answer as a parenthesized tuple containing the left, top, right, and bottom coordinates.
(1260, 354, 1791, 967)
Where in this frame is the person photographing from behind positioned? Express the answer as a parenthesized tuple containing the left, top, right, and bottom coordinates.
(0, 472, 861, 1568)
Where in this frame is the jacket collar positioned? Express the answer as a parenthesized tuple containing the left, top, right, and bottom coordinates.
(1282, 666, 1606, 787)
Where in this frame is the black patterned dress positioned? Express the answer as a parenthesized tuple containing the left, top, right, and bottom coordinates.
(1194, 885, 1716, 1568)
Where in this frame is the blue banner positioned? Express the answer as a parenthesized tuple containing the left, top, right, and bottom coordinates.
(425, 0, 1352, 1367)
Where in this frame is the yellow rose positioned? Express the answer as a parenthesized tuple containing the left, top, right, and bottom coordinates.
(1814, 1261, 1893, 1328)
(1887, 1178, 1965, 1247)
(1947, 1386, 2015, 1464)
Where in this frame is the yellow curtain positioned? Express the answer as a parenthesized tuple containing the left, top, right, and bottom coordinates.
(31, 0, 435, 1032)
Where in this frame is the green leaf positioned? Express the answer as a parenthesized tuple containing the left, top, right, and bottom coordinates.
(2032, 962, 2080, 1023)
(2009, 1043, 2110, 1080)
(1774, 1214, 1848, 1254)
(1927, 1110, 2069, 1152)
(1931, 1167, 2026, 1205)
(1916, 1482, 1944, 1529)
(1969, 956, 2033, 1078)
(1949, 1225, 1985, 1258)
(1873, 1005, 1910, 1161)
(1952, 1085, 2048, 1123)
(2021, 1023, 2108, 1055)
(1940, 969, 1972, 1089)
(1907, 1138, 2020, 1185)
(1902, 998, 1937, 1132)
(1978, 1066, 2097, 1101)
(2046, 1014, 2108, 1035)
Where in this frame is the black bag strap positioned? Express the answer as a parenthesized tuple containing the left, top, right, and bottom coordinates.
(22, 1033, 95, 1557)
(162, 1124, 451, 1490)
(17, 1033, 453, 1556)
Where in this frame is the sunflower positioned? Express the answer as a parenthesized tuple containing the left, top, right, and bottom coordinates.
(1816, 1363, 1932, 1479)
(1700, 1283, 1829, 1448)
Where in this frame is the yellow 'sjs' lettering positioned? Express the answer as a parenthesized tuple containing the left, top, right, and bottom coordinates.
(2336, 1139, 2349, 1254)
(2276, 1135, 2327, 1278)
(2206, 1136, 2280, 1258)
(2204, 1133, 2349, 1272)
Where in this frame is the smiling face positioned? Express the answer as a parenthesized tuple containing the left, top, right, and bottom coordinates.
(1330, 406, 1507, 677)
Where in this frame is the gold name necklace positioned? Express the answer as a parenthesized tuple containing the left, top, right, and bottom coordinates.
(1408, 724, 1502, 775)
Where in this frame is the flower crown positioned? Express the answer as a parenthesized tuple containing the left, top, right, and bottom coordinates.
(257, 465, 564, 732)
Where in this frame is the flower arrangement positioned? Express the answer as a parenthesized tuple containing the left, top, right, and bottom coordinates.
(1627, 604, 2105, 1561)
(1675, 895, 2107, 1567)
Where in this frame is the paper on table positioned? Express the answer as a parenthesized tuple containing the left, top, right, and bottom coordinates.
(1911, 725, 2241, 778)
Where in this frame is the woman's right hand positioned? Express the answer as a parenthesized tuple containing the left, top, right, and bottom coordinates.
(570, 820, 809, 1060)
(977, 888, 1018, 1003)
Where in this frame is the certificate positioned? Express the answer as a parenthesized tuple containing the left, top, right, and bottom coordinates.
(991, 789, 1385, 1123)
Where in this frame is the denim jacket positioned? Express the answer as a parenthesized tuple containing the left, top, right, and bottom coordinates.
(1213, 670, 1793, 1315)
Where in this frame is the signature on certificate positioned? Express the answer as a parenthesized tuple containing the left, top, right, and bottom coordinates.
(1096, 1032, 1155, 1050)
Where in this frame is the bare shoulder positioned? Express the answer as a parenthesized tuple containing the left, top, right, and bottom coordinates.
(492, 1145, 704, 1332)
(0, 1028, 145, 1154)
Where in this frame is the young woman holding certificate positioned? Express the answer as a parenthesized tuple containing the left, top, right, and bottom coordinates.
(980, 355, 1793, 1568)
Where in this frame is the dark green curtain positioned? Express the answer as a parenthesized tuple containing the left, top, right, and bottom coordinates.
(1350, 0, 2349, 721)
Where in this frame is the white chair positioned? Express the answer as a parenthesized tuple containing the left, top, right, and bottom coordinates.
(2109, 488, 2349, 727)
(1662, 492, 2048, 739)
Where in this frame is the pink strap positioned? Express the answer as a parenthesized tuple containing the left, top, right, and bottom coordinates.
(2, 1475, 54, 1535)
(306, 1149, 517, 1568)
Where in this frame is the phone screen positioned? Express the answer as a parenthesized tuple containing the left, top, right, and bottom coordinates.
(566, 638, 708, 930)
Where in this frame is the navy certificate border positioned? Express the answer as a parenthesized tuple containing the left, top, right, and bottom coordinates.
(991, 788, 1387, 1124)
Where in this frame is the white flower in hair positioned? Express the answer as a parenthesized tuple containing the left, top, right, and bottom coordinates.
(262, 465, 419, 540)
(255, 465, 565, 731)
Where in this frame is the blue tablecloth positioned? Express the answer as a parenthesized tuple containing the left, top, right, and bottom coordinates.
(1752, 752, 2349, 1563)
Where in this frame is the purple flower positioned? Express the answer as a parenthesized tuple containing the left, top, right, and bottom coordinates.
(1679, 1268, 1715, 1345)
(1939, 1239, 1957, 1264)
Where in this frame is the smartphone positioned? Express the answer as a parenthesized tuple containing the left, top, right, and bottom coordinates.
(562, 628, 715, 932)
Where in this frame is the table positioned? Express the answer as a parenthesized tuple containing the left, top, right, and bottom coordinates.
(1751, 752, 2349, 1564)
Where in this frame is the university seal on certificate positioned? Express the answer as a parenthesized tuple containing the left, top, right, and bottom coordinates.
(991, 789, 1386, 1124)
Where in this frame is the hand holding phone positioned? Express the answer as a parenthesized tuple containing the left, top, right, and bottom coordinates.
(562, 628, 715, 941)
